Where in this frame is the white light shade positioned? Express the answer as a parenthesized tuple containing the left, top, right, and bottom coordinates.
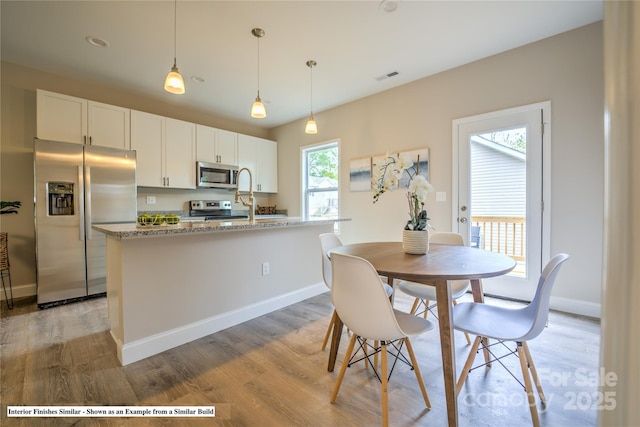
(164, 65, 185, 94)
(251, 95, 266, 118)
(305, 116, 318, 134)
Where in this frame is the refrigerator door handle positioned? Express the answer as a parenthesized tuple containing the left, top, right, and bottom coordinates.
(85, 165, 92, 240)
(78, 165, 85, 241)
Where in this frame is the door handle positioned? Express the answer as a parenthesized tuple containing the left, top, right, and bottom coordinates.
(459, 217, 468, 223)
(85, 166, 92, 239)
(78, 165, 85, 241)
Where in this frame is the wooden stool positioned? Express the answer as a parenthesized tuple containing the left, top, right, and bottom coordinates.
(1, 232, 14, 309)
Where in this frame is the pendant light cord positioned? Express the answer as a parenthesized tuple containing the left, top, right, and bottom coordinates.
(256, 35, 261, 95)
(173, 0, 177, 63)
(309, 64, 313, 114)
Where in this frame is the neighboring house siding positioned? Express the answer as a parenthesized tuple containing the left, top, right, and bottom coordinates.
(471, 140, 526, 217)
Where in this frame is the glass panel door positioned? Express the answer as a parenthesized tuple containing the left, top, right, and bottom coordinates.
(454, 103, 549, 300)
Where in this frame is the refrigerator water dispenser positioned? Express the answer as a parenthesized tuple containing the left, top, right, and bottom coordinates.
(47, 182, 74, 216)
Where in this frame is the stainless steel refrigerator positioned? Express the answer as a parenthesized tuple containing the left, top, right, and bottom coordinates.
(34, 139, 136, 308)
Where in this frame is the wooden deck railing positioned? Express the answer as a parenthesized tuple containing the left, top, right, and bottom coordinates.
(471, 216, 526, 262)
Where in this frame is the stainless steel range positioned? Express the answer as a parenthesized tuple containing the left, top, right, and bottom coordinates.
(189, 200, 249, 220)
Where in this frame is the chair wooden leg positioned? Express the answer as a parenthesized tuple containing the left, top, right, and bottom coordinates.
(463, 331, 472, 345)
(409, 297, 420, 315)
(362, 338, 369, 368)
(517, 343, 540, 427)
(522, 341, 546, 404)
(423, 300, 431, 319)
(381, 341, 389, 427)
(373, 340, 379, 370)
(481, 336, 492, 366)
(330, 334, 358, 403)
(363, 339, 378, 369)
(322, 310, 337, 351)
(404, 338, 431, 408)
(456, 335, 482, 396)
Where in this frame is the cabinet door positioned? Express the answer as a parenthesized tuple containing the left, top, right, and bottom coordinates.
(196, 125, 217, 163)
(216, 129, 238, 165)
(237, 134, 258, 192)
(36, 89, 86, 144)
(165, 118, 196, 189)
(87, 101, 130, 149)
(131, 110, 164, 187)
(257, 139, 278, 193)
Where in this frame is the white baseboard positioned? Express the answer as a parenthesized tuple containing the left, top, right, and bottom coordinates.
(550, 295, 601, 319)
(119, 282, 327, 366)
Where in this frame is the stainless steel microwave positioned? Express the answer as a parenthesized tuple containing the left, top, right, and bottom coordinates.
(196, 162, 238, 189)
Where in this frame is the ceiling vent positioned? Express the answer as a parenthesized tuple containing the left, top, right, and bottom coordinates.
(376, 71, 399, 82)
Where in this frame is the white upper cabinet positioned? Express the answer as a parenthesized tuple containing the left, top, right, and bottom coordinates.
(131, 111, 164, 187)
(237, 134, 278, 193)
(196, 125, 238, 166)
(87, 101, 131, 149)
(165, 117, 196, 189)
(37, 89, 130, 149)
(37, 90, 277, 191)
(131, 110, 195, 189)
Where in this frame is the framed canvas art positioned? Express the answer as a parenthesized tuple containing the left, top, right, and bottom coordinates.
(349, 157, 372, 192)
(399, 148, 429, 188)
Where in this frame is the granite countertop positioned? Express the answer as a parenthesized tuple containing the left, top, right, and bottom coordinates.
(93, 217, 349, 239)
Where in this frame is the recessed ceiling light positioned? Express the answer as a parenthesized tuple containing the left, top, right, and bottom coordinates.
(191, 76, 205, 83)
(379, 0, 398, 13)
(85, 36, 110, 48)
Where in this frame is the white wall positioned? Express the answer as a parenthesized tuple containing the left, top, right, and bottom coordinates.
(270, 23, 604, 317)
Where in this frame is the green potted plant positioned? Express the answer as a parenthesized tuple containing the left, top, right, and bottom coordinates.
(1, 201, 21, 215)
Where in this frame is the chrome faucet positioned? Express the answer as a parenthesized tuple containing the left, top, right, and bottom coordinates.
(235, 167, 255, 223)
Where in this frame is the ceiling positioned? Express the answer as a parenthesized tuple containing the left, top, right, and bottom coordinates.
(1, 1, 603, 129)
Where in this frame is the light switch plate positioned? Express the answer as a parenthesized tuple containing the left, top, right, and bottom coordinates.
(436, 192, 447, 202)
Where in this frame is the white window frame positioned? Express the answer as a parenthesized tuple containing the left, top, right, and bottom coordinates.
(301, 140, 340, 230)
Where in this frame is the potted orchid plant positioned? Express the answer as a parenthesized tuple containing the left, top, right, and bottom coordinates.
(373, 153, 434, 253)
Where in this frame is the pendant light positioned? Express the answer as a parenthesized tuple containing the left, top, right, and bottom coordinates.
(305, 60, 318, 134)
(164, 0, 185, 94)
(250, 28, 266, 118)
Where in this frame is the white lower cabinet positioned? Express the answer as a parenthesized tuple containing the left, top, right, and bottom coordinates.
(131, 110, 195, 189)
(237, 134, 277, 193)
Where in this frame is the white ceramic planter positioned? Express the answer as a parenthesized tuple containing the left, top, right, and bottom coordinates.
(402, 229, 429, 255)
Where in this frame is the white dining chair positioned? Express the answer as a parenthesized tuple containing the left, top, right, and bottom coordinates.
(453, 253, 570, 427)
(319, 233, 393, 351)
(329, 252, 434, 427)
(396, 231, 472, 344)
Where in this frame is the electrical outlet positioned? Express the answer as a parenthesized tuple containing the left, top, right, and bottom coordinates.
(262, 262, 270, 276)
(146, 196, 156, 205)
(436, 192, 447, 202)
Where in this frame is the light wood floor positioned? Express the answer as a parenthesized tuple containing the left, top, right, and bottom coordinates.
(1, 291, 600, 426)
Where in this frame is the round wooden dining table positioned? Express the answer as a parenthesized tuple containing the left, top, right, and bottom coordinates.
(329, 241, 516, 427)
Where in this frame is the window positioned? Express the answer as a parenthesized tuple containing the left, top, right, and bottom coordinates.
(302, 141, 339, 228)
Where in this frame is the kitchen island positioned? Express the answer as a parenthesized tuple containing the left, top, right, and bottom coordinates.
(93, 217, 348, 365)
